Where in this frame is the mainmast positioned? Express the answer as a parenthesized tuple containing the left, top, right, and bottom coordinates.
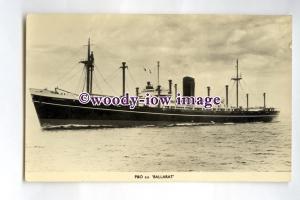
(231, 59, 242, 108)
(80, 38, 94, 94)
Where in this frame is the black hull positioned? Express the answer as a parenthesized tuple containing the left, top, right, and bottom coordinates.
(31, 94, 279, 128)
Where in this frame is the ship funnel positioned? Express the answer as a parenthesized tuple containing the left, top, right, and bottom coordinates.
(183, 77, 195, 96)
(168, 80, 172, 94)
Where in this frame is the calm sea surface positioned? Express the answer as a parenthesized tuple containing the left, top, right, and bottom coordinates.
(26, 117, 291, 173)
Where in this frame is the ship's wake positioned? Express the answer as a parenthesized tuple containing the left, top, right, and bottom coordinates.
(42, 124, 114, 130)
(41, 120, 279, 131)
(42, 121, 219, 130)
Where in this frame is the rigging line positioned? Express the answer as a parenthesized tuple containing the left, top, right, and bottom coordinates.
(239, 81, 247, 95)
(92, 69, 103, 94)
(49, 46, 85, 86)
(241, 81, 256, 102)
(93, 77, 103, 94)
(59, 63, 81, 85)
(75, 66, 85, 94)
(60, 67, 83, 91)
(88, 64, 119, 88)
(239, 82, 247, 106)
(59, 63, 85, 88)
(50, 62, 81, 87)
(59, 45, 85, 69)
(228, 80, 235, 94)
(241, 79, 261, 103)
(128, 69, 138, 87)
(126, 78, 132, 94)
(92, 64, 119, 77)
(108, 72, 119, 82)
(94, 65, 118, 95)
(241, 79, 256, 95)
(47, 45, 85, 87)
(43, 45, 84, 87)
(105, 67, 120, 80)
(82, 70, 86, 93)
(228, 81, 236, 107)
(214, 85, 227, 98)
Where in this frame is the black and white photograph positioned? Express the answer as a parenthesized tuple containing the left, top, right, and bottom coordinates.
(25, 14, 291, 181)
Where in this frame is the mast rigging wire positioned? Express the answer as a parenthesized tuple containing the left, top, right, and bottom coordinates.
(76, 66, 85, 94)
(94, 64, 118, 95)
(59, 66, 84, 91)
(93, 77, 103, 94)
(128, 68, 139, 87)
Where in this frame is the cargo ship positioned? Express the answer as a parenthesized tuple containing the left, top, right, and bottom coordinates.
(30, 39, 279, 128)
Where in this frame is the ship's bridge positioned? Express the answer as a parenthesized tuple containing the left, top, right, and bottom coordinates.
(140, 81, 171, 97)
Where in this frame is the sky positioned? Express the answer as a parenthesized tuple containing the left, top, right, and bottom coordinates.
(26, 14, 291, 113)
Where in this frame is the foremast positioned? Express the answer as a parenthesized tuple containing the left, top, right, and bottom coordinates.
(80, 38, 94, 94)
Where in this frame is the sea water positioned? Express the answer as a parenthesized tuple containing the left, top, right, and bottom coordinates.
(25, 115, 291, 173)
